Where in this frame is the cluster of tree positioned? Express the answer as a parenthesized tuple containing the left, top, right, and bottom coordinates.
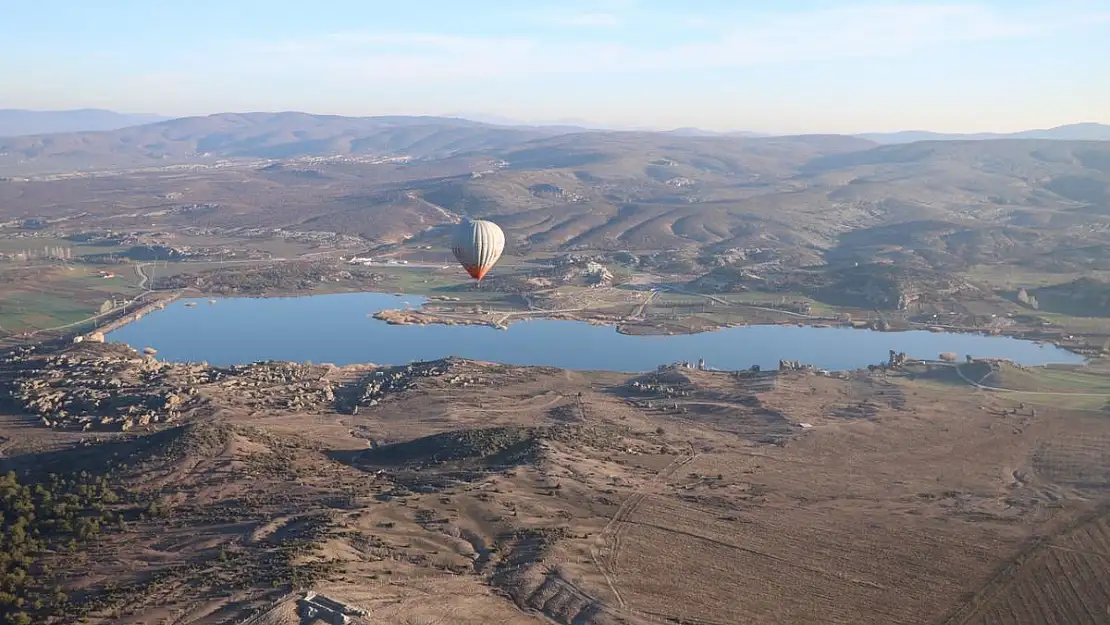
(0, 470, 122, 624)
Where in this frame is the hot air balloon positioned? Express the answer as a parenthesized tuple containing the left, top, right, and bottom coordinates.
(451, 219, 505, 282)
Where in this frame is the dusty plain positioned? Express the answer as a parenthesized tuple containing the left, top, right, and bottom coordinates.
(1, 344, 1109, 625)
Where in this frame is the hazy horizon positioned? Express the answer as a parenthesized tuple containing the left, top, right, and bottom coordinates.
(4, 1, 1109, 134)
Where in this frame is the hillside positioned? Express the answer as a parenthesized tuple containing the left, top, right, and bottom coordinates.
(0, 108, 170, 137)
(2, 344, 1110, 625)
(415, 135, 1110, 268)
(1, 115, 1109, 296)
(1028, 277, 1110, 317)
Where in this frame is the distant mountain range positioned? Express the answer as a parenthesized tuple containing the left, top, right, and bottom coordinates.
(447, 112, 1110, 143)
(855, 123, 1110, 143)
(5, 108, 1107, 145)
(637, 122, 1110, 143)
(0, 108, 171, 137)
(0, 112, 562, 175)
(1, 109, 1109, 177)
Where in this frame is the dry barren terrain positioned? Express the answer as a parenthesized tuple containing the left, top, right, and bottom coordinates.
(1, 342, 1108, 625)
(1, 113, 1109, 624)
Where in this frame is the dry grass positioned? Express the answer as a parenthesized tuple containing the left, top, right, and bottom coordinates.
(2, 355, 1110, 625)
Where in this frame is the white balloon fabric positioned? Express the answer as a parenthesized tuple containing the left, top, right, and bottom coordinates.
(451, 219, 505, 281)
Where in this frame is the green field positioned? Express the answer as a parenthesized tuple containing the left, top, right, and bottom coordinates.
(649, 290, 836, 320)
(963, 363, 1110, 412)
(962, 265, 1110, 289)
(0, 265, 142, 333)
(374, 266, 469, 293)
(1033, 368, 1110, 392)
(1031, 311, 1110, 331)
(981, 365, 1110, 393)
(901, 364, 1110, 412)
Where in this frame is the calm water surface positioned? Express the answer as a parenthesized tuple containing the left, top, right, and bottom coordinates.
(105, 293, 1085, 372)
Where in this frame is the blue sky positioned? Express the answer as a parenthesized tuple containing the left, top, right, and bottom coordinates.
(3, 0, 1108, 133)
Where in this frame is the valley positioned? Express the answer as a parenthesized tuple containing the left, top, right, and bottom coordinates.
(0, 112, 1108, 625)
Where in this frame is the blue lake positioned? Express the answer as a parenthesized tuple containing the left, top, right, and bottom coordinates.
(105, 292, 1085, 372)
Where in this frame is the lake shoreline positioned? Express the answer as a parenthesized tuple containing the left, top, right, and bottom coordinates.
(102, 291, 1087, 371)
(369, 304, 1097, 359)
(90, 283, 1103, 361)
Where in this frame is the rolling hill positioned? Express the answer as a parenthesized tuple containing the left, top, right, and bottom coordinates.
(0, 112, 564, 176)
(1, 112, 1109, 296)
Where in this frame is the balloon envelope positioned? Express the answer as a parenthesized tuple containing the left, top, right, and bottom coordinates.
(451, 219, 505, 281)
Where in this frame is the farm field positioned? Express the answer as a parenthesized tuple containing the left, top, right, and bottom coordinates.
(0, 264, 141, 332)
